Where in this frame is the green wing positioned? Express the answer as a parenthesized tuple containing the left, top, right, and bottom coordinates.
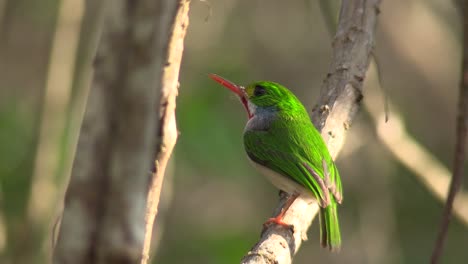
(244, 115, 342, 206)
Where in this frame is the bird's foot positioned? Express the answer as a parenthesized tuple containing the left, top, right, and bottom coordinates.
(261, 193, 299, 235)
(262, 216, 294, 234)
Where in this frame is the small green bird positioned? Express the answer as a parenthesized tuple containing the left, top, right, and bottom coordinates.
(210, 74, 343, 251)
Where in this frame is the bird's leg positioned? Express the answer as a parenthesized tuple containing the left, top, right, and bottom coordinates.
(262, 192, 299, 233)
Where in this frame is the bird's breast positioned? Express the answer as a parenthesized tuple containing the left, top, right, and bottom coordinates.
(244, 109, 277, 132)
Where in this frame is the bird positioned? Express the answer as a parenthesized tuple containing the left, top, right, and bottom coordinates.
(210, 74, 343, 251)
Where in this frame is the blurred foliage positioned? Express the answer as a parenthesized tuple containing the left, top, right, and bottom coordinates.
(0, 0, 467, 264)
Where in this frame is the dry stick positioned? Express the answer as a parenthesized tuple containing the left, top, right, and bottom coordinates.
(241, 1, 382, 263)
(430, 1, 468, 263)
(323, 1, 467, 261)
(53, 0, 183, 263)
(142, 1, 190, 263)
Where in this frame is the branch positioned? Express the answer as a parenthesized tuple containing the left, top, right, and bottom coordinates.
(241, 1, 382, 263)
(53, 0, 183, 263)
(363, 61, 468, 226)
(142, 0, 190, 263)
(431, 0, 468, 262)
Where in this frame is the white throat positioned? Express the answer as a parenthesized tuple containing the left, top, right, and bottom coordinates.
(247, 100, 257, 116)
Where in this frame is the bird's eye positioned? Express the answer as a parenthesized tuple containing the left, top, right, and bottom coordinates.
(254, 85, 266, 96)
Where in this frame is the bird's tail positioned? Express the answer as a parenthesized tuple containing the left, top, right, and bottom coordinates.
(319, 201, 341, 251)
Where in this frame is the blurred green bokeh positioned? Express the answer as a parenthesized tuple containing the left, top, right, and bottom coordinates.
(0, 0, 467, 264)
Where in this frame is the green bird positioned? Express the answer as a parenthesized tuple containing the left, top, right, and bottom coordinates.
(210, 74, 343, 251)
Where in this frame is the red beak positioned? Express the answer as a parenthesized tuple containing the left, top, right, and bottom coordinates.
(209, 74, 252, 118)
(209, 74, 244, 97)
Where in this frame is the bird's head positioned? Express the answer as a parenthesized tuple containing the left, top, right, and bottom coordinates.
(210, 74, 301, 119)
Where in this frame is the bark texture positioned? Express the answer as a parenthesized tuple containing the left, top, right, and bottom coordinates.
(241, 1, 382, 263)
(53, 0, 185, 263)
(142, 0, 190, 263)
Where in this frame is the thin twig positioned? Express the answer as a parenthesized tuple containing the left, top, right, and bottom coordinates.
(430, 1, 468, 262)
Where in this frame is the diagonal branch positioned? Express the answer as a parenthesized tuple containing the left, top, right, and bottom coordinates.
(364, 62, 468, 226)
(241, 1, 382, 263)
(330, 1, 468, 227)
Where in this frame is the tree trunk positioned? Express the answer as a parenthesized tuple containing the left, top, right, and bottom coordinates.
(53, 0, 188, 263)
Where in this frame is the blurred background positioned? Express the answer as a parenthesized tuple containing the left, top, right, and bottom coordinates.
(0, 0, 467, 263)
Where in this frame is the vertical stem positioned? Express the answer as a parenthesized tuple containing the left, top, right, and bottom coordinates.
(141, 1, 190, 263)
(430, 1, 468, 262)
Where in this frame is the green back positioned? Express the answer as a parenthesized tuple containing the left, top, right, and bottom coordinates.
(243, 81, 342, 205)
